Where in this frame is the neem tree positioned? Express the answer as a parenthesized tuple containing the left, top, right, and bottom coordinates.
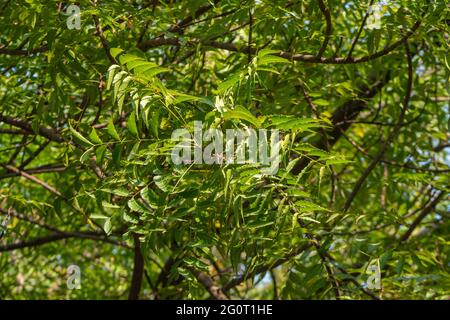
(0, 0, 448, 299)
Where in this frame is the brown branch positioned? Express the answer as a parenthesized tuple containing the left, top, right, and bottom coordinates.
(91, 75, 105, 126)
(339, 129, 450, 174)
(270, 269, 278, 300)
(0, 116, 107, 180)
(92, 15, 116, 64)
(128, 234, 144, 300)
(343, 40, 413, 212)
(0, 128, 29, 135)
(0, 115, 63, 142)
(247, 8, 253, 63)
(19, 140, 50, 169)
(0, 207, 60, 233)
(0, 45, 48, 56)
(6, 136, 28, 165)
(189, 267, 229, 300)
(168, 0, 220, 34)
(0, 233, 72, 251)
(323, 251, 380, 300)
(347, 0, 375, 59)
(0, 164, 66, 180)
(400, 192, 445, 242)
(138, 20, 421, 65)
(2, 164, 66, 199)
(0, 231, 124, 252)
(0, 207, 129, 248)
(222, 242, 313, 291)
(291, 73, 390, 175)
(317, 0, 333, 58)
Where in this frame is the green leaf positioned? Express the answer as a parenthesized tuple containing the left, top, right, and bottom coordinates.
(112, 144, 122, 167)
(295, 200, 329, 212)
(101, 188, 129, 197)
(101, 201, 120, 209)
(104, 218, 112, 235)
(269, 116, 322, 131)
(141, 186, 164, 209)
(217, 73, 242, 94)
(312, 99, 330, 106)
(80, 146, 94, 163)
(89, 128, 102, 144)
(107, 119, 120, 141)
(127, 60, 157, 71)
(126, 111, 139, 137)
(106, 65, 120, 90)
(90, 213, 109, 219)
(110, 47, 124, 59)
(128, 198, 148, 213)
(154, 175, 170, 192)
(69, 125, 93, 147)
(142, 67, 170, 78)
(256, 67, 280, 74)
(223, 106, 261, 127)
(257, 48, 280, 58)
(123, 211, 139, 224)
(119, 54, 141, 65)
(258, 55, 290, 65)
(95, 144, 107, 164)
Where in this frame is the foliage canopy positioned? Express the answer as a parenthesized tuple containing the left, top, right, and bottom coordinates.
(0, 0, 449, 299)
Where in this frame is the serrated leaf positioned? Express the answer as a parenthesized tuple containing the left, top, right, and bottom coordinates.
(104, 218, 112, 235)
(140, 186, 164, 209)
(89, 128, 102, 144)
(101, 201, 120, 209)
(107, 119, 120, 141)
(127, 60, 156, 71)
(119, 53, 141, 65)
(101, 187, 129, 197)
(128, 198, 148, 213)
(96, 144, 107, 165)
(127, 111, 139, 137)
(257, 48, 280, 58)
(90, 213, 109, 219)
(110, 47, 123, 58)
(133, 63, 160, 75)
(123, 210, 139, 224)
(154, 175, 170, 192)
(312, 99, 329, 106)
(295, 200, 329, 212)
(69, 125, 93, 147)
(142, 67, 170, 78)
(217, 73, 242, 93)
(223, 106, 261, 127)
(80, 146, 94, 163)
(258, 55, 290, 65)
(106, 65, 120, 90)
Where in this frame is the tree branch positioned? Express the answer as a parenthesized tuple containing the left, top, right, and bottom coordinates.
(347, 0, 375, 59)
(0, 115, 63, 142)
(0, 231, 124, 252)
(138, 20, 421, 65)
(189, 267, 229, 300)
(2, 164, 65, 199)
(400, 191, 445, 242)
(317, 0, 333, 58)
(343, 41, 413, 212)
(223, 242, 313, 291)
(128, 234, 144, 300)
